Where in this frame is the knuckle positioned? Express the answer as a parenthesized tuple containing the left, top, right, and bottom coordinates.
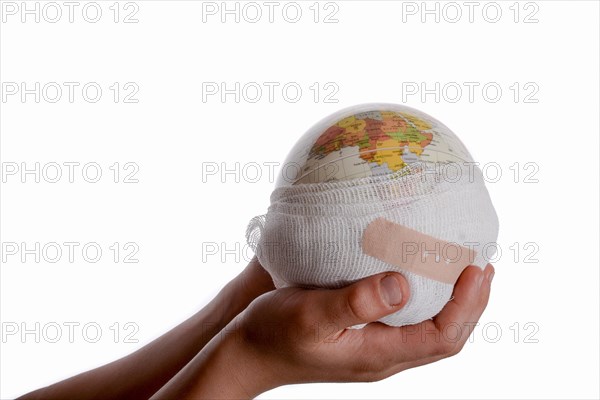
(360, 371, 385, 383)
(346, 286, 374, 322)
(435, 340, 458, 357)
(449, 341, 466, 357)
(290, 301, 313, 327)
(279, 292, 313, 330)
(350, 358, 388, 382)
(447, 343, 462, 357)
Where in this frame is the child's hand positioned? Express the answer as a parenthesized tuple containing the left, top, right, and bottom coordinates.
(178, 263, 494, 399)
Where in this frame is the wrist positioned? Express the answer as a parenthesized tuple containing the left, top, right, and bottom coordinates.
(192, 318, 281, 399)
(183, 258, 274, 378)
(217, 258, 275, 323)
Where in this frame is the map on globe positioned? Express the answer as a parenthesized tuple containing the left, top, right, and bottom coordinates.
(285, 109, 473, 185)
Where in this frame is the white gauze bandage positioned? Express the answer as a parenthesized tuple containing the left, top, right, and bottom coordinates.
(246, 103, 499, 327)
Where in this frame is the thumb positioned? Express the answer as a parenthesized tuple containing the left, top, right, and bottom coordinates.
(310, 272, 410, 329)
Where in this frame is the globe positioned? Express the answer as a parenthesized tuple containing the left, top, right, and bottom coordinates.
(251, 102, 499, 326)
(275, 103, 474, 188)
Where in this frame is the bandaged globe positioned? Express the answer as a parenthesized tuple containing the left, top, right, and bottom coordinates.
(246, 103, 499, 327)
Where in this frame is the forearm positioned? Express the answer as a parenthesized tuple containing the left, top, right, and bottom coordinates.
(19, 259, 274, 400)
(149, 319, 278, 400)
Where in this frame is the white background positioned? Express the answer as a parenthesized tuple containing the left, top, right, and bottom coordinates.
(1, 1, 599, 398)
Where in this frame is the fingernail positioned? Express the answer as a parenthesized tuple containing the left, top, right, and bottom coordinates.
(380, 275, 403, 306)
(488, 270, 495, 283)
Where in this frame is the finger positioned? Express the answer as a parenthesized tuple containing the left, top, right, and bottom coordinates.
(449, 263, 494, 345)
(431, 263, 494, 354)
(358, 265, 491, 364)
(433, 265, 485, 332)
(309, 272, 410, 329)
(382, 266, 495, 375)
(476, 264, 494, 319)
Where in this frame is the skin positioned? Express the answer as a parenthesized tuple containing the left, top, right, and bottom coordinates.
(18, 258, 275, 400)
(19, 257, 495, 399)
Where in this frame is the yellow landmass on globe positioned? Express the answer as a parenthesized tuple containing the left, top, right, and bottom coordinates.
(373, 138, 407, 171)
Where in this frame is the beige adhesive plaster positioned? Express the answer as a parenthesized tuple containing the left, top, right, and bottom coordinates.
(362, 218, 477, 284)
